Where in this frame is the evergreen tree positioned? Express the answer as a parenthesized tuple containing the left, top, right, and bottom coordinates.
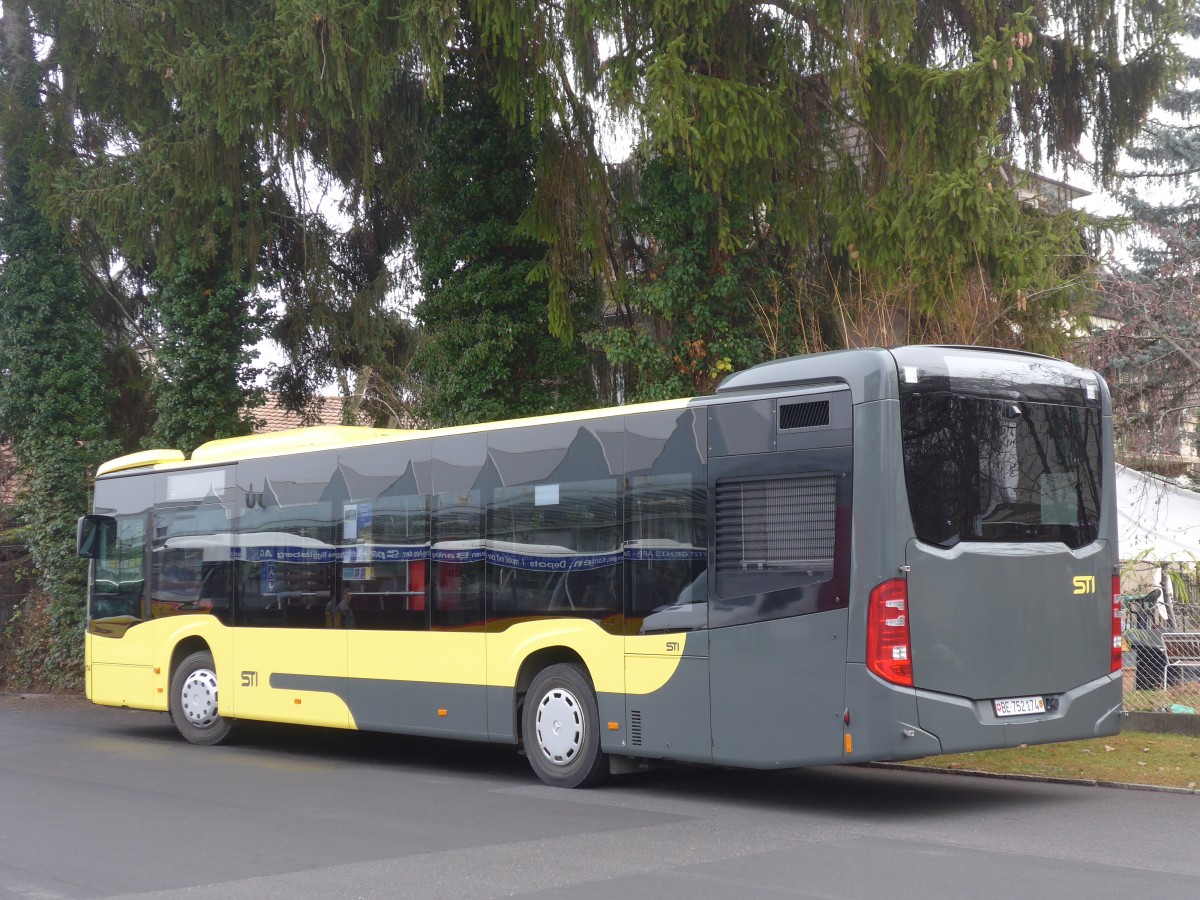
(410, 30, 599, 426)
(150, 248, 265, 455)
(472, 1, 1183, 385)
(1122, 9, 1200, 269)
(600, 155, 790, 401)
(1, 0, 120, 681)
(38, 0, 428, 422)
(1083, 11, 1200, 462)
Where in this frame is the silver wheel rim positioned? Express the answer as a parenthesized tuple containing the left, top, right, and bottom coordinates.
(534, 686, 584, 766)
(180, 668, 220, 729)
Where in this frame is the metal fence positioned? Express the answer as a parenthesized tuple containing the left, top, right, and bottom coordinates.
(1122, 584, 1200, 716)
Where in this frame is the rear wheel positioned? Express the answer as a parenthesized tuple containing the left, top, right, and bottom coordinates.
(169, 651, 234, 745)
(522, 664, 608, 788)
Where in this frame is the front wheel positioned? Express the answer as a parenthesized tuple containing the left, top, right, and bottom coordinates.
(169, 650, 234, 745)
(522, 664, 608, 788)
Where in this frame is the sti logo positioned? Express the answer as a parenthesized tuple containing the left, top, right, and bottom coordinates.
(1072, 575, 1096, 595)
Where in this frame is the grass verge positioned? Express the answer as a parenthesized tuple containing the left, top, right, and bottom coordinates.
(905, 731, 1199, 790)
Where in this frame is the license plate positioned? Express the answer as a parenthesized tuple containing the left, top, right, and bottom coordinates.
(993, 695, 1046, 718)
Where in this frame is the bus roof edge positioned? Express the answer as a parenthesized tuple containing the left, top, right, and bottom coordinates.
(190, 426, 410, 464)
(96, 449, 187, 476)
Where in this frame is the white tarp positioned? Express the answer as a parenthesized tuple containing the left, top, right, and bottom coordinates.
(1117, 465, 1200, 562)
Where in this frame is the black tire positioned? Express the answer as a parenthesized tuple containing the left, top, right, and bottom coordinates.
(168, 650, 234, 745)
(522, 663, 608, 788)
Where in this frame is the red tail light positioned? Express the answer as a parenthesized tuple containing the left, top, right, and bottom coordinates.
(1111, 575, 1123, 673)
(868, 578, 913, 686)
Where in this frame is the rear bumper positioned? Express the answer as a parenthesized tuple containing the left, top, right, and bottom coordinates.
(916, 670, 1123, 753)
(843, 664, 1122, 764)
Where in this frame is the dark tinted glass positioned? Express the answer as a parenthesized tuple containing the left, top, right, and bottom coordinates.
(88, 514, 147, 637)
(901, 393, 1102, 549)
(94, 473, 155, 517)
(151, 504, 234, 626)
(487, 478, 622, 624)
(890, 346, 1104, 408)
(336, 445, 432, 630)
(624, 409, 709, 634)
(626, 474, 708, 633)
(339, 494, 429, 630)
(236, 454, 338, 628)
(708, 447, 852, 626)
(431, 490, 485, 629)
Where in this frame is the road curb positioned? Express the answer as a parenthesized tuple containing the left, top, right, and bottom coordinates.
(867, 762, 1199, 795)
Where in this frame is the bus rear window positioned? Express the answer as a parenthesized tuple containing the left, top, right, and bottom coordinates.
(900, 392, 1102, 549)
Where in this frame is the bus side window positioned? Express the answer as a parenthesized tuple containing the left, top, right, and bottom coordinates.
(486, 478, 622, 622)
(626, 474, 708, 634)
(431, 491, 485, 630)
(337, 500, 429, 631)
(89, 514, 147, 627)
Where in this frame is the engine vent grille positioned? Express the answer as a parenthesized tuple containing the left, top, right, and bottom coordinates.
(630, 710, 642, 746)
(779, 400, 830, 430)
(715, 473, 837, 572)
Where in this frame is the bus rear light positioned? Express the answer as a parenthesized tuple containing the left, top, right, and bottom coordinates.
(1111, 575, 1123, 673)
(868, 578, 913, 687)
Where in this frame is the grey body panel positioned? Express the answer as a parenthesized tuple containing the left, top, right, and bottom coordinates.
(623, 656, 713, 763)
(709, 609, 848, 768)
(845, 397, 911, 665)
(487, 685, 517, 744)
(272, 673, 491, 741)
(707, 388, 853, 456)
(906, 540, 1113, 701)
(843, 663, 941, 761)
(621, 630, 711, 763)
(707, 399, 775, 456)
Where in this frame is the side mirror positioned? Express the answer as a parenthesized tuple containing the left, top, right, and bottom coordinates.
(76, 515, 115, 559)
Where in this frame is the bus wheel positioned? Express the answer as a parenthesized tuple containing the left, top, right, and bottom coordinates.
(522, 664, 608, 788)
(169, 651, 234, 746)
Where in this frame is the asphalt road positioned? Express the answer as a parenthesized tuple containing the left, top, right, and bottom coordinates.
(0, 694, 1196, 900)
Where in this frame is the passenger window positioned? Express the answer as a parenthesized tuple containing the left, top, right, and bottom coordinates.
(339, 496, 429, 630)
(431, 491, 485, 629)
(487, 478, 622, 622)
(151, 504, 234, 626)
(626, 474, 708, 634)
(235, 456, 336, 628)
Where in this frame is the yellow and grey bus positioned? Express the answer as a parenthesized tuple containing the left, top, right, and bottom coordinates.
(78, 346, 1122, 787)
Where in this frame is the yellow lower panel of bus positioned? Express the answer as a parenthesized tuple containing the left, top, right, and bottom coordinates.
(89, 662, 155, 710)
(485, 621, 684, 695)
(87, 627, 156, 710)
(623, 634, 689, 695)
(348, 631, 486, 685)
(89, 616, 688, 735)
(232, 628, 349, 728)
